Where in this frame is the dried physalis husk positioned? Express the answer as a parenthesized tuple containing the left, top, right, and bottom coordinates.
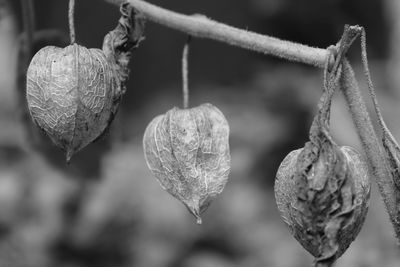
(143, 103, 230, 224)
(26, 3, 144, 162)
(26, 44, 116, 161)
(274, 60, 370, 264)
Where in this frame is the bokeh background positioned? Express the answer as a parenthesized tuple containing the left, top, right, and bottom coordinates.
(1, 0, 400, 266)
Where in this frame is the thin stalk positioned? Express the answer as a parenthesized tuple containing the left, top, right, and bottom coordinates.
(18, 0, 35, 148)
(182, 36, 191, 109)
(21, 0, 34, 56)
(69, 0, 76, 43)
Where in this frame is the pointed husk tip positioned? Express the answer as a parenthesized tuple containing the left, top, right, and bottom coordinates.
(65, 148, 74, 164)
(196, 215, 202, 225)
(186, 199, 202, 225)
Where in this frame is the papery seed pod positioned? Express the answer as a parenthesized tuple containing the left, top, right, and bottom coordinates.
(26, 3, 144, 162)
(143, 103, 230, 224)
(26, 44, 116, 161)
(274, 46, 370, 265)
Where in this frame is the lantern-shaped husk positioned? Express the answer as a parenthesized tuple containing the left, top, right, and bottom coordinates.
(26, 43, 116, 161)
(143, 103, 230, 224)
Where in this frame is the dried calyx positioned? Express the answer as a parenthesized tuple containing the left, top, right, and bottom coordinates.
(275, 26, 371, 266)
(26, 3, 145, 162)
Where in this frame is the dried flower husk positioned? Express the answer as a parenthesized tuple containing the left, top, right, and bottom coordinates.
(26, 3, 144, 162)
(143, 103, 230, 224)
(275, 145, 370, 261)
(26, 44, 116, 161)
(274, 62, 370, 264)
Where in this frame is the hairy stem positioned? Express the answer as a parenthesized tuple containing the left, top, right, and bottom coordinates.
(68, 0, 75, 43)
(107, 0, 332, 68)
(360, 30, 385, 129)
(340, 59, 400, 239)
(182, 36, 191, 109)
(360, 29, 400, 147)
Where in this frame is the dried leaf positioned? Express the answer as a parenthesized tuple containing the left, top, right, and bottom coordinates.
(143, 103, 230, 224)
(102, 2, 145, 98)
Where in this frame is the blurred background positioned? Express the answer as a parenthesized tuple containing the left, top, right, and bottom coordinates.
(0, 0, 400, 266)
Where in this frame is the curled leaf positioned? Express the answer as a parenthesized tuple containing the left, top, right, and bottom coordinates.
(143, 103, 230, 224)
(102, 2, 145, 97)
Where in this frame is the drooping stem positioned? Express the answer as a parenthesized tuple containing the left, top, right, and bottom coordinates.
(107, 0, 332, 68)
(340, 60, 400, 239)
(360, 29, 400, 146)
(311, 25, 360, 141)
(182, 36, 191, 109)
(360, 30, 384, 129)
(68, 0, 76, 43)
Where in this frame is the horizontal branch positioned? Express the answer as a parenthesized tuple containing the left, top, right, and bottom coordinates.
(108, 0, 331, 68)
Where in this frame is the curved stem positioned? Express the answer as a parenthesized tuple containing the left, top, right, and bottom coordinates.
(114, 0, 332, 68)
(340, 60, 400, 239)
(69, 0, 76, 43)
(360, 30, 384, 129)
(182, 36, 191, 109)
(312, 25, 360, 140)
(360, 29, 400, 145)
